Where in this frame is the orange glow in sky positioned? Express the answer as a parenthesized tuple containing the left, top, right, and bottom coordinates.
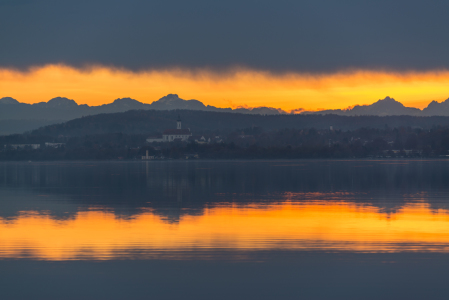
(1, 65, 449, 111)
(2, 201, 449, 260)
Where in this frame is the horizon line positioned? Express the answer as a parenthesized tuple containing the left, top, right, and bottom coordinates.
(2, 64, 449, 111)
(1, 94, 448, 114)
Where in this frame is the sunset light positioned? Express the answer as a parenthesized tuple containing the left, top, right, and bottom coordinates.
(2, 201, 449, 260)
(4, 1, 449, 297)
(2, 65, 449, 111)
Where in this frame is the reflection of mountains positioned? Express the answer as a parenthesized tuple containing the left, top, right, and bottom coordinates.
(3, 201, 449, 260)
(1, 160, 449, 220)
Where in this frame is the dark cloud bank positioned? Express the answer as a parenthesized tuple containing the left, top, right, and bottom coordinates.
(1, 0, 449, 72)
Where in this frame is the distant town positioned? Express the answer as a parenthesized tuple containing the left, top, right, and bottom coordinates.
(3, 95, 449, 160)
(2, 111, 449, 160)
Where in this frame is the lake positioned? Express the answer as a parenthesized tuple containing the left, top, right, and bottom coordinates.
(1, 160, 449, 299)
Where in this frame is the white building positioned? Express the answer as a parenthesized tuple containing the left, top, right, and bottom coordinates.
(193, 135, 223, 144)
(45, 142, 65, 148)
(147, 115, 191, 143)
(7, 144, 41, 150)
(146, 136, 164, 143)
(142, 150, 155, 160)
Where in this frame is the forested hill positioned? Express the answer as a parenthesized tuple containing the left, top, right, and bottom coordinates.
(0, 94, 285, 135)
(29, 109, 449, 137)
(5, 94, 449, 136)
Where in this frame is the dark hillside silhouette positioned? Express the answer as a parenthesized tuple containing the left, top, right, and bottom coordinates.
(4, 94, 449, 135)
(0, 94, 290, 134)
(28, 109, 449, 137)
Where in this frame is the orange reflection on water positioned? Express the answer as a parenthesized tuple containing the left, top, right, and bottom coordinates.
(1, 201, 449, 260)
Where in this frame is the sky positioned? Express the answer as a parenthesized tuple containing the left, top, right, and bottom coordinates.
(1, 0, 449, 110)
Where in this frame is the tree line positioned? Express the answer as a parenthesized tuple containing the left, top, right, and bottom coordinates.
(2, 126, 449, 160)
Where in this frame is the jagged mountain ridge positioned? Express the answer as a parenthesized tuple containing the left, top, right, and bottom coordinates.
(0, 94, 288, 135)
(2, 94, 449, 135)
(3, 94, 449, 119)
(0, 94, 286, 121)
(309, 96, 449, 116)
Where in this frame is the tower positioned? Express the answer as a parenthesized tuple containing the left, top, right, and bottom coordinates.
(177, 115, 181, 129)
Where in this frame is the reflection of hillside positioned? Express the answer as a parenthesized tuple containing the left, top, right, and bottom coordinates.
(0, 189, 80, 220)
(2, 160, 449, 220)
(149, 207, 205, 224)
(282, 191, 432, 216)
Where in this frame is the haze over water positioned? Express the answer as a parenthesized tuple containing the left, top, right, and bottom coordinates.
(2, 160, 449, 299)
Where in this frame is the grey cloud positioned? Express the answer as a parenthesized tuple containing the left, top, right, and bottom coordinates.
(1, 0, 448, 72)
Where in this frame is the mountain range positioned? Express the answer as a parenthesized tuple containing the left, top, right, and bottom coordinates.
(0, 94, 288, 135)
(308, 96, 449, 116)
(2, 94, 449, 135)
(0, 94, 286, 120)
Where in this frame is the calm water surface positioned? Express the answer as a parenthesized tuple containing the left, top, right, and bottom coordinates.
(1, 160, 449, 299)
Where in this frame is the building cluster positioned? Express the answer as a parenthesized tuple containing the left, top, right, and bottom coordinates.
(45, 142, 65, 148)
(142, 150, 155, 160)
(146, 116, 223, 145)
(143, 116, 225, 160)
(146, 115, 192, 143)
(3, 143, 66, 150)
(6, 144, 41, 150)
(192, 135, 223, 144)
